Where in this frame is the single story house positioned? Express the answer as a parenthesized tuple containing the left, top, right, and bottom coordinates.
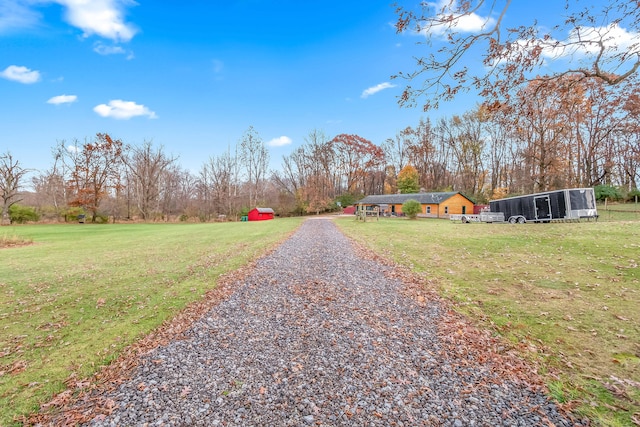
(247, 207, 275, 221)
(357, 192, 475, 218)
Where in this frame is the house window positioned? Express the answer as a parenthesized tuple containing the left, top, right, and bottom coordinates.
(426, 206, 431, 214)
(444, 206, 449, 214)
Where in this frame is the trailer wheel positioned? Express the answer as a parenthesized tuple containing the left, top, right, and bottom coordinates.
(517, 216, 526, 224)
(508, 216, 517, 224)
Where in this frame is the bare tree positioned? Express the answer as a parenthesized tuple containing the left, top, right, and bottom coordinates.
(329, 134, 385, 195)
(382, 128, 411, 177)
(124, 141, 177, 220)
(481, 106, 517, 196)
(438, 111, 488, 196)
(31, 170, 65, 219)
(394, 1, 640, 111)
(156, 165, 196, 221)
(0, 152, 29, 225)
(404, 119, 448, 190)
(619, 92, 640, 189)
(239, 126, 269, 207)
(31, 148, 67, 219)
(200, 147, 242, 218)
(273, 130, 337, 214)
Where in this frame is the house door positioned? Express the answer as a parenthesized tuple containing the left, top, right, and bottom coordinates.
(534, 196, 552, 221)
(462, 206, 466, 214)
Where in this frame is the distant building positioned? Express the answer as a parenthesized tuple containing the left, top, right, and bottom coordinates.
(342, 205, 356, 215)
(357, 192, 474, 218)
(247, 207, 275, 221)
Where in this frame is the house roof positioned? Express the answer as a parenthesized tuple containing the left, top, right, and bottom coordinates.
(252, 207, 274, 214)
(358, 192, 472, 205)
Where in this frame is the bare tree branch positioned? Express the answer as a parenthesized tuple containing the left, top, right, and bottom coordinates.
(394, 0, 640, 111)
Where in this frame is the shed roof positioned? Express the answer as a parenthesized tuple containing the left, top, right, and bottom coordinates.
(252, 207, 274, 214)
(359, 192, 472, 205)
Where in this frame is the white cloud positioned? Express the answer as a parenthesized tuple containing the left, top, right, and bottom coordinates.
(268, 136, 292, 147)
(93, 42, 134, 59)
(0, 1, 138, 46)
(0, 65, 41, 84)
(93, 42, 122, 54)
(93, 99, 157, 120)
(420, 0, 496, 37)
(361, 82, 396, 98)
(47, 94, 78, 105)
(66, 144, 79, 153)
(54, 0, 138, 42)
(565, 23, 640, 57)
(0, 0, 41, 33)
(451, 12, 495, 33)
(497, 23, 640, 67)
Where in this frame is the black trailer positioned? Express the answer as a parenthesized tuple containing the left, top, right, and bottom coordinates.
(489, 188, 598, 223)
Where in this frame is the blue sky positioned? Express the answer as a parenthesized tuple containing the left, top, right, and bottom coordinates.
(1, 0, 636, 175)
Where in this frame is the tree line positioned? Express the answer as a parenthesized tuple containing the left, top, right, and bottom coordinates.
(1, 76, 639, 224)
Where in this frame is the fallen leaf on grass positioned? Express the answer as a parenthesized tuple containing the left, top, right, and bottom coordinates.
(5, 359, 28, 375)
(614, 315, 629, 321)
(96, 298, 106, 308)
(40, 390, 73, 410)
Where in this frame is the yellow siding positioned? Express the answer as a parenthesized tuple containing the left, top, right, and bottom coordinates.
(441, 194, 474, 216)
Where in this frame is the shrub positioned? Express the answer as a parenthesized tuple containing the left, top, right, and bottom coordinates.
(335, 193, 359, 208)
(94, 213, 109, 223)
(594, 185, 623, 202)
(9, 204, 40, 224)
(402, 199, 422, 219)
(63, 207, 86, 222)
(625, 188, 640, 202)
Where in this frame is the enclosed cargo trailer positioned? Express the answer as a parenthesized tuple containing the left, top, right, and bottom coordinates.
(488, 188, 598, 223)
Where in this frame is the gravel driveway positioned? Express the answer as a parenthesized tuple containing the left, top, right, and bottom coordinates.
(84, 218, 580, 426)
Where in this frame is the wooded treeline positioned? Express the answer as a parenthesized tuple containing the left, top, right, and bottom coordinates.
(2, 76, 640, 223)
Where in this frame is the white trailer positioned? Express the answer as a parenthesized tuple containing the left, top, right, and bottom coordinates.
(450, 211, 505, 223)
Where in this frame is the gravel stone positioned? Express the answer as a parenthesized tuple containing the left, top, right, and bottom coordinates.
(86, 218, 582, 426)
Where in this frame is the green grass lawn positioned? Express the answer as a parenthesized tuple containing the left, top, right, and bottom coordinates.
(335, 206, 639, 427)
(0, 218, 303, 426)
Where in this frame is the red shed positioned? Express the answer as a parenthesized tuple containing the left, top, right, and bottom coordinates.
(342, 205, 356, 215)
(247, 207, 275, 221)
